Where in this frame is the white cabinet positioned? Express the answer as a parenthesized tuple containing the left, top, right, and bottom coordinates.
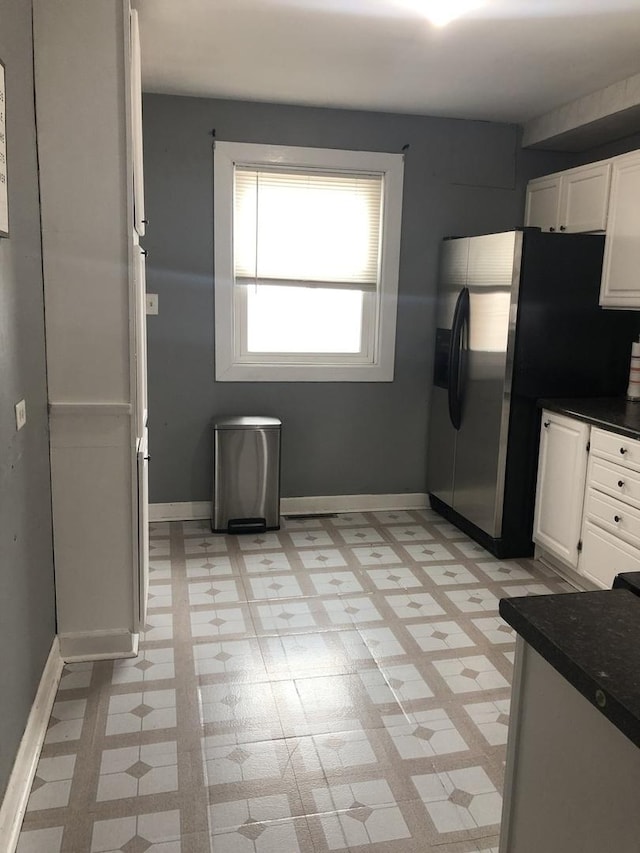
(599, 151, 640, 308)
(137, 429, 150, 627)
(579, 426, 640, 588)
(580, 519, 640, 589)
(500, 638, 640, 853)
(524, 175, 561, 233)
(533, 411, 590, 568)
(130, 8, 146, 237)
(525, 162, 611, 234)
(534, 415, 640, 587)
(34, 0, 147, 659)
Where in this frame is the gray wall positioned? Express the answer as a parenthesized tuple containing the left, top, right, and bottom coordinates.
(0, 0, 56, 797)
(143, 94, 574, 503)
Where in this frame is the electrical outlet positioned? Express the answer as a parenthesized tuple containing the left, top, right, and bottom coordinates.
(146, 293, 158, 315)
(15, 399, 26, 431)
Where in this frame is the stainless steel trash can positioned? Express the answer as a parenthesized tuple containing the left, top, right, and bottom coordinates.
(212, 416, 281, 534)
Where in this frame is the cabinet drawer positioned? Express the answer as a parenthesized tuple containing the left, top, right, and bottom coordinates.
(584, 488, 640, 547)
(580, 518, 640, 589)
(588, 456, 640, 510)
(590, 427, 640, 471)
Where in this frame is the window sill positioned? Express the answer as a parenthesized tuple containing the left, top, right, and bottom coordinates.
(215, 361, 395, 382)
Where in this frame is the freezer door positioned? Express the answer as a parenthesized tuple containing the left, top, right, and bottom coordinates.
(427, 239, 469, 506)
(452, 231, 520, 537)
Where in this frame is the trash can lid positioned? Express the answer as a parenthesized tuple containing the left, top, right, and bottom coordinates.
(214, 416, 282, 429)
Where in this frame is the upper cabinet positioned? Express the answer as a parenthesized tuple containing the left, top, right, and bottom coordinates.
(525, 152, 640, 310)
(130, 9, 146, 237)
(524, 161, 611, 234)
(599, 151, 640, 309)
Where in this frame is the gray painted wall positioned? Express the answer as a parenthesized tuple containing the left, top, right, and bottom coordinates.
(143, 94, 574, 503)
(0, 0, 56, 798)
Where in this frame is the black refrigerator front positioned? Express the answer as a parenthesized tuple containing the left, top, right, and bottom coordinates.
(427, 229, 639, 558)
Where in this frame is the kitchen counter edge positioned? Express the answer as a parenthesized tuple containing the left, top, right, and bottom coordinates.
(499, 589, 640, 750)
(538, 397, 640, 440)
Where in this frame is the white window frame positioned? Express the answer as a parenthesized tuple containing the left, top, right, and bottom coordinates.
(214, 141, 404, 382)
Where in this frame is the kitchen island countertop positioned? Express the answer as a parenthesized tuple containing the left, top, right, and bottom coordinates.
(538, 396, 640, 440)
(500, 589, 640, 749)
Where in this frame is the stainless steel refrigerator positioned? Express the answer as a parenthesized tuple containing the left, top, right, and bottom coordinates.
(427, 229, 639, 558)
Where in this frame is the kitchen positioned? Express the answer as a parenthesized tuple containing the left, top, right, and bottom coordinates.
(2, 1, 640, 852)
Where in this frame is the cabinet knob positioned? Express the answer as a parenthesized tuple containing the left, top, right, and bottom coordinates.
(618, 480, 625, 488)
(614, 515, 622, 523)
(620, 447, 628, 454)
(559, 225, 566, 232)
(549, 227, 555, 232)
(543, 421, 550, 428)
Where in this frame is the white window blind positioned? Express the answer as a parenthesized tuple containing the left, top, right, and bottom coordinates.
(233, 167, 383, 291)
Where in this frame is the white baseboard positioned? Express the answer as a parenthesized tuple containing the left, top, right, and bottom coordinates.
(0, 637, 64, 853)
(150, 494, 428, 523)
(58, 629, 138, 662)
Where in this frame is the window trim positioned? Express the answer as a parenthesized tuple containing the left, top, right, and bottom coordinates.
(213, 141, 404, 382)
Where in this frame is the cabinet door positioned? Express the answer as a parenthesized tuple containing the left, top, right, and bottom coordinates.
(130, 9, 145, 237)
(533, 411, 590, 567)
(137, 430, 149, 629)
(134, 245, 148, 436)
(560, 162, 610, 233)
(600, 151, 640, 308)
(524, 176, 561, 232)
(580, 518, 640, 589)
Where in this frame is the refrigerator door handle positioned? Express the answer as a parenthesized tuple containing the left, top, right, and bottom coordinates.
(448, 286, 469, 430)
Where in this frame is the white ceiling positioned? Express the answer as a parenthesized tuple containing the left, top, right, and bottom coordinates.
(133, 0, 640, 124)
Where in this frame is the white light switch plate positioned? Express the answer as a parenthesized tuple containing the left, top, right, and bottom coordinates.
(146, 293, 158, 315)
(15, 399, 26, 430)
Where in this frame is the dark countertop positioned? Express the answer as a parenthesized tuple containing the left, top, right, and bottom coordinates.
(538, 397, 640, 440)
(500, 590, 640, 749)
(614, 572, 640, 596)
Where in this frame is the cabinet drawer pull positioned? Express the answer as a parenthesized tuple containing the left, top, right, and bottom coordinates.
(620, 447, 628, 454)
(543, 421, 550, 428)
(549, 227, 555, 232)
(618, 480, 625, 488)
(614, 515, 622, 523)
(559, 225, 567, 232)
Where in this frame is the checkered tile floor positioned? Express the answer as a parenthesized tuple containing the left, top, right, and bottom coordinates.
(17, 509, 571, 852)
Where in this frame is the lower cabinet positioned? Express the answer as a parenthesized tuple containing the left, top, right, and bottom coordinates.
(532, 411, 590, 569)
(534, 412, 640, 586)
(580, 519, 640, 588)
(137, 429, 149, 629)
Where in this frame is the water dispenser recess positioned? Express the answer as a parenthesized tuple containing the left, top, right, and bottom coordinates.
(212, 416, 281, 534)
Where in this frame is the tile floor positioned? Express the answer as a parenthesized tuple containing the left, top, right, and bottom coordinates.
(17, 509, 571, 852)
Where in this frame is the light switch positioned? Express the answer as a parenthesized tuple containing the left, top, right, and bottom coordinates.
(146, 293, 158, 315)
(15, 399, 26, 430)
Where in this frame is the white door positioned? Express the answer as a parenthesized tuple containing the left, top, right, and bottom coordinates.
(533, 411, 590, 568)
(579, 518, 640, 589)
(560, 162, 610, 233)
(524, 176, 561, 232)
(137, 429, 150, 628)
(600, 151, 640, 308)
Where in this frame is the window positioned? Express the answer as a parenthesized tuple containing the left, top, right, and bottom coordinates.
(213, 142, 404, 381)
